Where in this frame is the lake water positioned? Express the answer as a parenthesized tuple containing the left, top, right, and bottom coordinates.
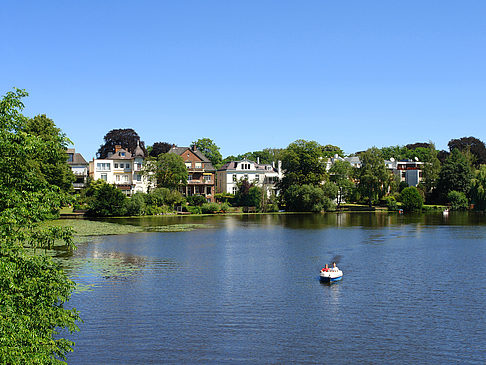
(64, 213, 486, 364)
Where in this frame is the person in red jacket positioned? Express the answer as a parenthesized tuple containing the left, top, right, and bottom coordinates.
(321, 264, 329, 272)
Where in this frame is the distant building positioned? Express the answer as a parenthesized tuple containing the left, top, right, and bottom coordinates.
(89, 142, 150, 195)
(66, 148, 88, 191)
(217, 158, 282, 195)
(385, 159, 424, 187)
(169, 145, 216, 202)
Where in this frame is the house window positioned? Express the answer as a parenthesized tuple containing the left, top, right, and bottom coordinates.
(101, 173, 107, 181)
(97, 163, 110, 171)
(206, 186, 211, 195)
(244, 174, 248, 180)
(114, 163, 119, 168)
(124, 175, 129, 182)
(232, 186, 238, 194)
(120, 152, 125, 157)
(125, 163, 130, 169)
(136, 174, 142, 182)
(255, 174, 260, 181)
(116, 175, 120, 182)
(67, 154, 73, 162)
(232, 174, 237, 182)
(188, 174, 192, 181)
(120, 163, 124, 168)
(185, 162, 192, 168)
(195, 162, 202, 168)
(204, 175, 211, 181)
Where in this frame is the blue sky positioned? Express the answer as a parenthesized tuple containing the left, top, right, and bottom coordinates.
(1, 1, 485, 160)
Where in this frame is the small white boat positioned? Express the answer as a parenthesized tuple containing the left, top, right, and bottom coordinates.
(319, 267, 343, 283)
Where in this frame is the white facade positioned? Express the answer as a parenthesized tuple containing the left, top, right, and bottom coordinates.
(89, 146, 150, 195)
(217, 159, 282, 195)
(385, 159, 424, 187)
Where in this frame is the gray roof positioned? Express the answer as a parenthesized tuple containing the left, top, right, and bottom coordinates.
(133, 143, 145, 158)
(107, 147, 133, 160)
(66, 149, 88, 166)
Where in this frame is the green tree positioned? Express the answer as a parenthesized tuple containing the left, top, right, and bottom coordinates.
(145, 153, 188, 190)
(86, 181, 127, 216)
(421, 142, 441, 193)
(283, 184, 335, 212)
(24, 114, 75, 192)
(357, 147, 388, 207)
(0, 88, 80, 363)
(470, 166, 486, 211)
(279, 140, 327, 193)
(321, 144, 344, 158)
(329, 160, 354, 207)
(436, 149, 473, 201)
(192, 138, 223, 168)
(400, 186, 423, 211)
(447, 191, 469, 211)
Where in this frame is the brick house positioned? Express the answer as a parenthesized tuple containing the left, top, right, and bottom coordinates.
(169, 145, 216, 202)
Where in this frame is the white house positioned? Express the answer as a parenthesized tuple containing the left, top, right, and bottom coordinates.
(385, 158, 424, 187)
(89, 143, 150, 195)
(217, 159, 282, 195)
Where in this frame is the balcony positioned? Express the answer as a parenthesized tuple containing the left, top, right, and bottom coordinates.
(187, 179, 213, 185)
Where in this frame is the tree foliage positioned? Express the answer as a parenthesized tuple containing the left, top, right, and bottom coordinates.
(0, 88, 79, 363)
(86, 180, 127, 217)
(470, 165, 486, 211)
(437, 149, 473, 201)
(329, 160, 354, 207)
(321, 144, 344, 158)
(421, 143, 441, 193)
(145, 153, 188, 190)
(192, 138, 223, 167)
(400, 186, 423, 211)
(24, 114, 75, 192)
(283, 184, 335, 212)
(279, 140, 327, 193)
(357, 147, 389, 207)
(447, 191, 468, 211)
(448, 136, 486, 167)
(97, 128, 146, 159)
(149, 141, 172, 157)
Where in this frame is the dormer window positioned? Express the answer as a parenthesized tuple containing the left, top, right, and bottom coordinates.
(120, 152, 125, 157)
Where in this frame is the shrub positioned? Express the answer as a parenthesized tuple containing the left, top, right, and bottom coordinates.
(87, 182, 127, 216)
(382, 196, 398, 211)
(146, 188, 185, 207)
(186, 194, 207, 206)
(125, 192, 146, 216)
(283, 184, 333, 212)
(201, 202, 220, 214)
(186, 206, 202, 214)
(447, 190, 469, 211)
(400, 186, 423, 211)
(220, 202, 230, 212)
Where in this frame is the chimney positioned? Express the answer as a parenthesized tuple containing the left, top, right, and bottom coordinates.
(272, 161, 275, 168)
(257, 157, 260, 164)
(192, 144, 197, 151)
(115, 145, 122, 153)
(278, 160, 282, 178)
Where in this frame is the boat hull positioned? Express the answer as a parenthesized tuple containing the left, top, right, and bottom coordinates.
(319, 275, 343, 283)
